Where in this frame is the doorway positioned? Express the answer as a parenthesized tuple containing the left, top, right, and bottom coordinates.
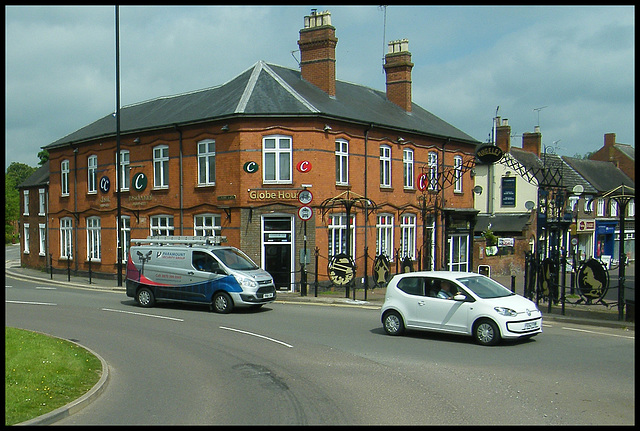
(262, 216, 294, 291)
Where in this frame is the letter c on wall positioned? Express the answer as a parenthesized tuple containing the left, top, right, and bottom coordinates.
(297, 160, 312, 173)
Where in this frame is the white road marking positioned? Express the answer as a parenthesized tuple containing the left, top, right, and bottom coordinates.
(562, 326, 634, 340)
(101, 308, 184, 322)
(36, 286, 57, 290)
(6, 300, 57, 306)
(220, 326, 293, 348)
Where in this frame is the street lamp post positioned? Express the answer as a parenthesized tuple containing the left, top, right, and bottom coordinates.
(603, 185, 634, 321)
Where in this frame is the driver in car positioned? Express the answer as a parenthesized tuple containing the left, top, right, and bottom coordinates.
(437, 281, 456, 299)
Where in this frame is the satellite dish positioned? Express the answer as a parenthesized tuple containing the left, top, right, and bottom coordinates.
(572, 184, 584, 195)
(525, 201, 535, 210)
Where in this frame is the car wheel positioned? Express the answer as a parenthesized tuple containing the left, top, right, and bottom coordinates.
(212, 292, 233, 314)
(136, 287, 155, 308)
(474, 319, 500, 346)
(383, 311, 405, 336)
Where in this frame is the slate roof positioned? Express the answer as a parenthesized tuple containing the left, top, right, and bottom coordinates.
(475, 213, 533, 234)
(562, 157, 634, 193)
(17, 161, 49, 189)
(44, 61, 479, 150)
(614, 143, 635, 161)
(508, 148, 599, 194)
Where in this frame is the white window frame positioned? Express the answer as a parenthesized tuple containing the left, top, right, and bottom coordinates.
(23, 190, 29, 215)
(197, 139, 216, 186)
(610, 199, 618, 217)
(118, 150, 130, 192)
(153, 145, 169, 189)
(376, 214, 394, 259)
(328, 214, 356, 258)
(262, 135, 292, 184)
(86, 216, 101, 261)
(39, 223, 46, 256)
(627, 199, 635, 217)
(453, 155, 463, 193)
(584, 197, 593, 212)
(61, 160, 70, 196)
(568, 196, 579, 212)
(597, 198, 605, 216)
(117, 215, 130, 263)
(380, 145, 391, 188)
(335, 139, 349, 185)
(428, 152, 438, 191)
(400, 214, 416, 260)
(23, 223, 30, 254)
(150, 214, 174, 236)
(449, 234, 469, 272)
(38, 188, 46, 216)
(60, 217, 73, 259)
(88, 155, 97, 194)
(403, 148, 414, 189)
(194, 213, 221, 236)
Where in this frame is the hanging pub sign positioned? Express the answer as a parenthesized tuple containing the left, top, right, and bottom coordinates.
(576, 258, 609, 303)
(328, 253, 355, 286)
(476, 144, 504, 164)
(372, 254, 391, 287)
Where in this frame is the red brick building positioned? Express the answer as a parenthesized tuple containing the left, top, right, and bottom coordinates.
(41, 10, 480, 290)
(17, 162, 50, 271)
(589, 133, 635, 181)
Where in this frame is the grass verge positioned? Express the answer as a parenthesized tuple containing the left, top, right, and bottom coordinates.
(5, 327, 102, 425)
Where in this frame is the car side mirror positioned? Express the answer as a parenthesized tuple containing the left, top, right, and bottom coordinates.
(453, 294, 468, 301)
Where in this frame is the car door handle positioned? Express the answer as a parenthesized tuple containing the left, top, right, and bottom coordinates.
(187, 271, 194, 275)
(418, 300, 426, 306)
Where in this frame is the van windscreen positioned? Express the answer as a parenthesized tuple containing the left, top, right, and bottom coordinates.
(211, 248, 259, 270)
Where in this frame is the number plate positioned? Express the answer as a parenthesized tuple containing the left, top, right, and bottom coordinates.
(263, 293, 274, 299)
(524, 321, 539, 330)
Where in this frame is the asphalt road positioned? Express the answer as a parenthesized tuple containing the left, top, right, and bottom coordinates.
(5, 273, 635, 425)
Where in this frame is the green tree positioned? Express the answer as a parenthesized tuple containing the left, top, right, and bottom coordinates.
(37, 149, 49, 166)
(5, 162, 36, 243)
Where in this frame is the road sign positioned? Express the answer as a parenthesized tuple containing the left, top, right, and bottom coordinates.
(298, 206, 313, 221)
(298, 189, 313, 205)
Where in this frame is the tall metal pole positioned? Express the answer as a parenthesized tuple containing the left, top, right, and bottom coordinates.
(616, 198, 628, 321)
(115, 6, 123, 286)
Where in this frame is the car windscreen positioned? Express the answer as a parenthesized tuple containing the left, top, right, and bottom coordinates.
(211, 248, 259, 271)
(456, 276, 514, 299)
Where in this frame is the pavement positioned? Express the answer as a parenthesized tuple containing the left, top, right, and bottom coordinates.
(5, 257, 634, 330)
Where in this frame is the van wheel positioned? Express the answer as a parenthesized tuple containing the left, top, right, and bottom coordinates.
(136, 287, 155, 308)
(212, 292, 233, 314)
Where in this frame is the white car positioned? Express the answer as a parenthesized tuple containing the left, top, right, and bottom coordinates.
(380, 271, 542, 346)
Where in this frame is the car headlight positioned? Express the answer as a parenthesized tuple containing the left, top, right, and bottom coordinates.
(494, 306, 517, 317)
(233, 273, 258, 289)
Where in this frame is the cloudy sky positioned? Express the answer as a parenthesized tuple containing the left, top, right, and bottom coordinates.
(5, 5, 635, 170)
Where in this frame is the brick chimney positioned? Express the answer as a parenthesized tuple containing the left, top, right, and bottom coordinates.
(522, 126, 542, 157)
(384, 39, 414, 112)
(298, 10, 338, 96)
(604, 132, 616, 148)
(603, 132, 619, 166)
(495, 117, 511, 153)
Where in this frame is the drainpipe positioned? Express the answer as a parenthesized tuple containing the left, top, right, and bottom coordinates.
(72, 145, 79, 273)
(175, 125, 184, 235)
(441, 138, 449, 269)
(364, 124, 373, 298)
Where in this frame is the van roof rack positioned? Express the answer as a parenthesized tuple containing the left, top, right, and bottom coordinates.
(131, 235, 227, 246)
